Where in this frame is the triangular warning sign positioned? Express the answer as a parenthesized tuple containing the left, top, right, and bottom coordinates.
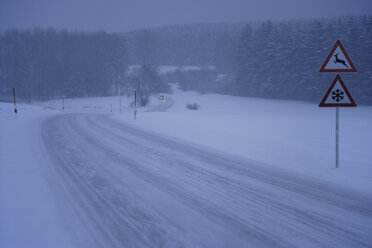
(319, 75, 356, 107)
(319, 40, 357, 72)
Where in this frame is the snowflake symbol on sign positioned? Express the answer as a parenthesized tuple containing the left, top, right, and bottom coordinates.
(332, 89, 344, 102)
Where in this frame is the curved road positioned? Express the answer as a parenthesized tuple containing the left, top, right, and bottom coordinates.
(41, 113, 372, 248)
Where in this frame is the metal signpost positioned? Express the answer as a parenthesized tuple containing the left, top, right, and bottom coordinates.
(319, 40, 357, 168)
(335, 106, 339, 168)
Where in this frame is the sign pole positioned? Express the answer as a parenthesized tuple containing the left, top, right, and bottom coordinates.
(319, 40, 357, 169)
(62, 97, 64, 110)
(119, 98, 122, 113)
(335, 107, 339, 168)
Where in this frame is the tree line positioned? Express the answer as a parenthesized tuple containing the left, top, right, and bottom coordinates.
(129, 16, 372, 105)
(0, 16, 371, 104)
(125, 23, 243, 67)
(235, 16, 372, 104)
(0, 28, 127, 101)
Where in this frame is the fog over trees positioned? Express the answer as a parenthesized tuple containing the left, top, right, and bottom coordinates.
(235, 16, 372, 104)
(0, 15, 371, 104)
(0, 29, 127, 101)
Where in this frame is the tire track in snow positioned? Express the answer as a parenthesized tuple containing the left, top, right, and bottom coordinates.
(87, 114, 372, 247)
(42, 115, 186, 248)
(41, 113, 372, 248)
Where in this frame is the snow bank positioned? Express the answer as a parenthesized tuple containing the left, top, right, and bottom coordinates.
(111, 88, 372, 195)
(0, 103, 92, 248)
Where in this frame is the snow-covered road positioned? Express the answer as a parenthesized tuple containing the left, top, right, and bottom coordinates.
(40, 113, 372, 248)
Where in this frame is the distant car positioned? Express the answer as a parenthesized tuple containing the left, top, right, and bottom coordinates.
(160, 95, 166, 100)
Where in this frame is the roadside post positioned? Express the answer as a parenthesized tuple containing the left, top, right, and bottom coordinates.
(13, 88, 17, 114)
(62, 97, 65, 110)
(119, 98, 122, 113)
(319, 40, 357, 168)
(134, 90, 137, 120)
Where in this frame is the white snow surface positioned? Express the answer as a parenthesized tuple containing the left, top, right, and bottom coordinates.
(128, 65, 215, 75)
(1, 88, 371, 247)
(114, 89, 372, 194)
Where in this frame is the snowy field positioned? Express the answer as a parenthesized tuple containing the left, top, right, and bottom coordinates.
(113, 89, 372, 193)
(1, 88, 372, 247)
(128, 65, 216, 75)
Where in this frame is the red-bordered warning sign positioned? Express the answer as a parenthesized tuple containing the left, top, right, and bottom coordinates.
(319, 40, 357, 73)
(319, 74, 356, 107)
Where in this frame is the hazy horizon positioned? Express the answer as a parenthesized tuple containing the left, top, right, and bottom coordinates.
(1, 0, 372, 32)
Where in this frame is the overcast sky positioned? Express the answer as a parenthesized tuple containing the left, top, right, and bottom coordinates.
(1, 0, 371, 32)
